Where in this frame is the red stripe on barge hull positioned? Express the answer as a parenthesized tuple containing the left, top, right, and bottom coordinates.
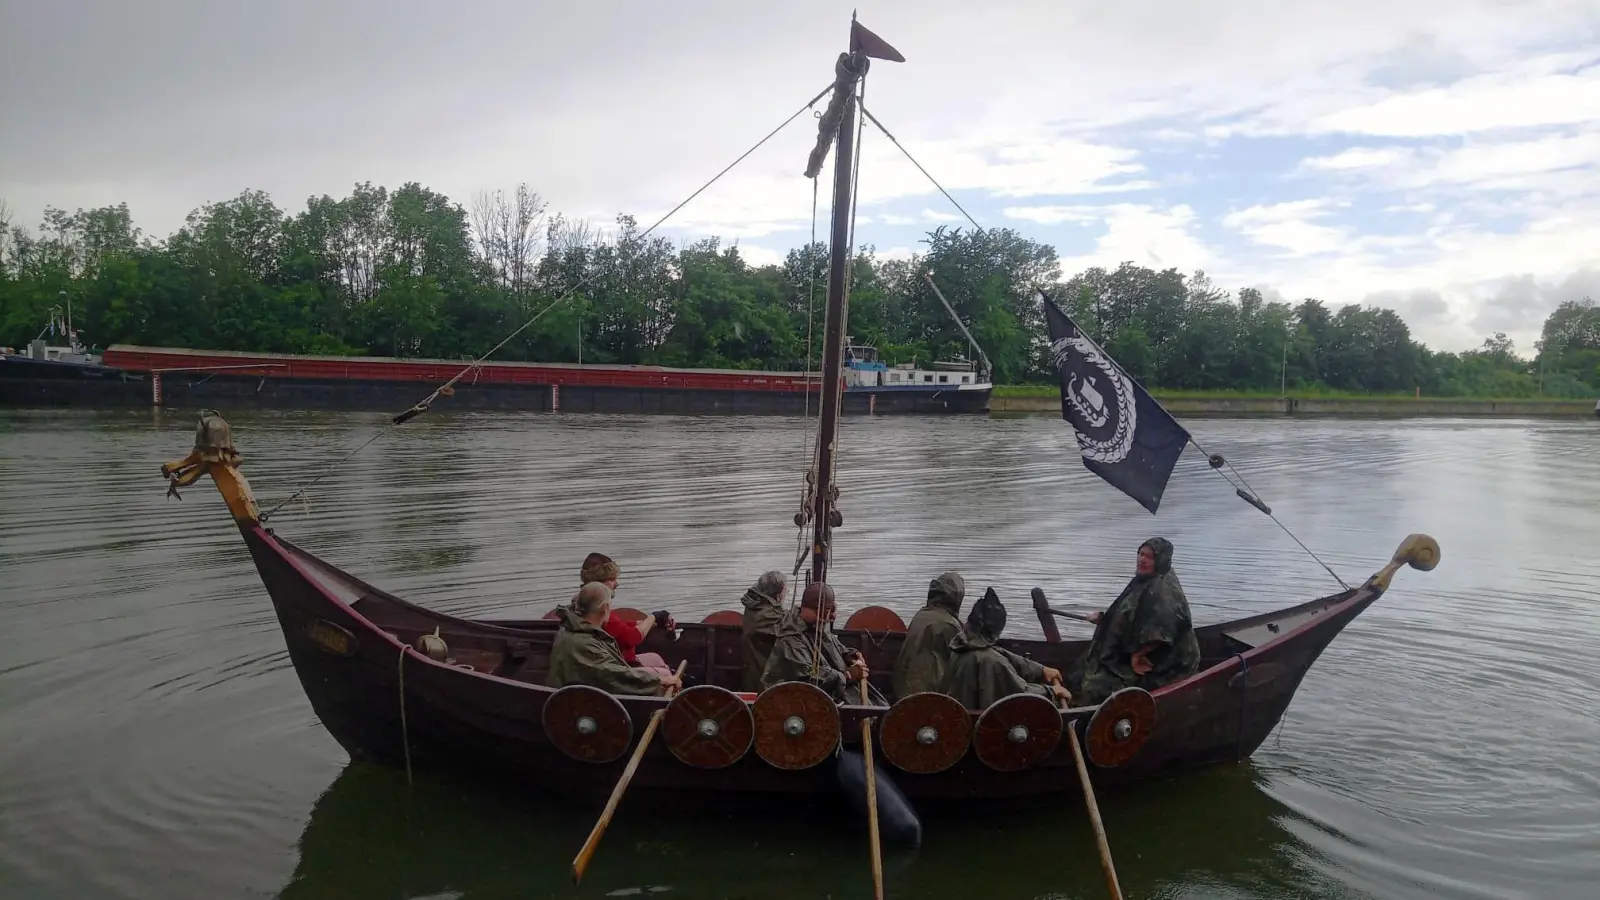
(103, 345, 824, 394)
(87, 345, 990, 415)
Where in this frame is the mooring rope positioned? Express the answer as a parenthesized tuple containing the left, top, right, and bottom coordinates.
(260, 82, 838, 522)
(1232, 651, 1250, 761)
(398, 645, 413, 786)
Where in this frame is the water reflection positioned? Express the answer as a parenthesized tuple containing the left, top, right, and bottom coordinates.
(280, 761, 1327, 900)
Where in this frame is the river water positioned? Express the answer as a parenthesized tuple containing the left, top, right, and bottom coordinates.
(1, 408, 1596, 900)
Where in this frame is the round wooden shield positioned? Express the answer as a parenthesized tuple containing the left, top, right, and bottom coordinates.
(542, 608, 561, 620)
(843, 605, 907, 633)
(700, 610, 743, 626)
(973, 692, 1064, 772)
(879, 692, 972, 774)
(612, 607, 649, 622)
(1085, 687, 1157, 769)
(542, 685, 633, 764)
(751, 681, 840, 770)
(662, 685, 754, 769)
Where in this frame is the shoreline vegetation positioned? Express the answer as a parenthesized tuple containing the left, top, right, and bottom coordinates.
(3, 185, 1599, 403)
(991, 384, 1594, 402)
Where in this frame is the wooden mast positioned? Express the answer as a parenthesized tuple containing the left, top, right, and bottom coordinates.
(808, 35, 867, 586)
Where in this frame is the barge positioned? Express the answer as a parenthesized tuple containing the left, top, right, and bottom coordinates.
(1, 343, 994, 415)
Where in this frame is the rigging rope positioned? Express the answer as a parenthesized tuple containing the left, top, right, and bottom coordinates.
(859, 103, 984, 233)
(860, 103, 1348, 593)
(831, 72, 867, 492)
(1189, 435, 1350, 591)
(261, 82, 837, 522)
(792, 177, 822, 583)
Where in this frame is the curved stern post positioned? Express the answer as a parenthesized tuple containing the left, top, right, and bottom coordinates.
(159, 410, 261, 526)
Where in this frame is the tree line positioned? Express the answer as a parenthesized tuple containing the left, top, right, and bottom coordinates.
(1, 185, 1596, 397)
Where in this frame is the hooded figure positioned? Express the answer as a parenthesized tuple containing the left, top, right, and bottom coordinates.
(891, 572, 966, 700)
(1073, 537, 1201, 705)
(941, 587, 1060, 710)
(547, 582, 667, 696)
(759, 582, 860, 702)
(739, 570, 788, 691)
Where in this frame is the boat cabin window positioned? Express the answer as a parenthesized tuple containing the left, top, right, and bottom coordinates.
(923, 374, 933, 383)
(960, 375, 970, 383)
(889, 373, 900, 383)
(938, 375, 948, 383)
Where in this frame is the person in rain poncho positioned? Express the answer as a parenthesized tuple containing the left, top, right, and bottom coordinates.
(891, 572, 966, 700)
(759, 582, 869, 702)
(1072, 537, 1200, 706)
(548, 582, 682, 696)
(942, 587, 1070, 710)
(739, 570, 788, 691)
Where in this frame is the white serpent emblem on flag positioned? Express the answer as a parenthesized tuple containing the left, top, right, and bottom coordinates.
(1050, 334, 1137, 464)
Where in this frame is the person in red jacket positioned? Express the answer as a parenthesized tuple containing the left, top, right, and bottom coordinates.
(580, 553, 675, 677)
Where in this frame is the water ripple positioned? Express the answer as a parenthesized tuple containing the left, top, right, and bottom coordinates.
(2, 408, 1598, 899)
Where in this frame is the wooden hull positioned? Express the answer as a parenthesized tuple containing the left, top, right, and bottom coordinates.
(245, 521, 1387, 803)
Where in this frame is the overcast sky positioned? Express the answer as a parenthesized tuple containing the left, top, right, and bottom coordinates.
(4, 0, 1600, 352)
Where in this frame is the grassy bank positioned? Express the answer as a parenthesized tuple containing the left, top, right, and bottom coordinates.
(992, 384, 1592, 403)
(988, 389, 1596, 417)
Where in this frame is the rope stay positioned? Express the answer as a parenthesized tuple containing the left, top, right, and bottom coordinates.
(859, 103, 984, 234)
(792, 177, 822, 581)
(859, 102, 1347, 592)
(1191, 438, 1350, 591)
(262, 82, 837, 521)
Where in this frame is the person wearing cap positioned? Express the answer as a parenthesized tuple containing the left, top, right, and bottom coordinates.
(942, 587, 1069, 710)
(758, 581, 869, 702)
(579, 552, 675, 677)
(548, 582, 681, 695)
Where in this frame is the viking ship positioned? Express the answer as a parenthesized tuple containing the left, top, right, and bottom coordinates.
(158, 17, 1438, 892)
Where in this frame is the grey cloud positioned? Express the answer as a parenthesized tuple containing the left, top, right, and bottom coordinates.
(1471, 268, 1600, 336)
(1362, 287, 1453, 324)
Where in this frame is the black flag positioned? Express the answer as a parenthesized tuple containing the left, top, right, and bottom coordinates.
(1041, 293, 1191, 513)
(850, 20, 906, 62)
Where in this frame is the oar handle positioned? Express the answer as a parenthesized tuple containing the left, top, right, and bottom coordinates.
(1032, 587, 1097, 621)
(1060, 697, 1125, 900)
(1052, 608, 1096, 623)
(571, 660, 690, 885)
(665, 658, 689, 696)
(860, 677, 884, 900)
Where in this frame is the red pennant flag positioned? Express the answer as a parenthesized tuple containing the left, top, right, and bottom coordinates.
(850, 20, 905, 63)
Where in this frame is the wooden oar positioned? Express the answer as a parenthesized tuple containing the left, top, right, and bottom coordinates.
(860, 678, 885, 900)
(1031, 587, 1098, 623)
(571, 659, 689, 885)
(1051, 608, 1097, 623)
(1061, 697, 1125, 900)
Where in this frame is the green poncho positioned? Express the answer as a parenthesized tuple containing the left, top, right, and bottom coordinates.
(739, 571, 787, 692)
(1074, 538, 1201, 705)
(890, 572, 965, 700)
(941, 587, 1052, 710)
(759, 609, 853, 702)
(546, 607, 666, 696)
